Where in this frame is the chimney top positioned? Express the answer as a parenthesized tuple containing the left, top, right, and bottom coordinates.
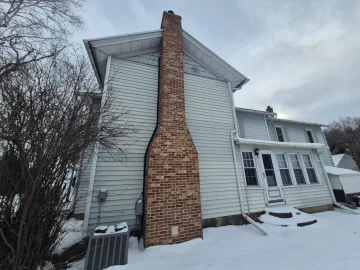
(266, 106, 274, 113)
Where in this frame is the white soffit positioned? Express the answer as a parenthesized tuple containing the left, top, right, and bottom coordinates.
(84, 30, 163, 84)
(84, 29, 249, 89)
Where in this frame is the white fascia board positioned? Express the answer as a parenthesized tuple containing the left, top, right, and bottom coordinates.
(234, 137, 328, 149)
(84, 40, 101, 85)
(83, 29, 162, 46)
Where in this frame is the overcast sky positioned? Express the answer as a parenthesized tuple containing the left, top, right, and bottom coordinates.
(73, 0, 360, 124)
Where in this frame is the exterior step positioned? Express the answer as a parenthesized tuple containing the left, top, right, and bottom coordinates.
(268, 211, 293, 218)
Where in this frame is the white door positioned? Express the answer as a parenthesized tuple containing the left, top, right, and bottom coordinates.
(259, 151, 285, 204)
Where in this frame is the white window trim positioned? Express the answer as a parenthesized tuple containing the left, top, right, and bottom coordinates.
(301, 152, 320, 184)
(241, 150, 261, 188)
(275, 152, 294, 186)
(287, 152, 308, 185)
(305, 128, 315, 143)
(275, 125, 286, 142)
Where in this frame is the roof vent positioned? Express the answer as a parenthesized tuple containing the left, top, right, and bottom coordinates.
(167, 10, 174, 14)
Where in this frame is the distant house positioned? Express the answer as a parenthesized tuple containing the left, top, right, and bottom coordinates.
(74, 11, 344, 248)
(332, 154, 359, 171)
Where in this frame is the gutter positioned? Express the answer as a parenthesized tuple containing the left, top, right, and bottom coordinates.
(317, 148, 360, 215)
(233, 78, 250, 91)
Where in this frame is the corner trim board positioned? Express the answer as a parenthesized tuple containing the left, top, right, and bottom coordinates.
(82, 55, 112, 237)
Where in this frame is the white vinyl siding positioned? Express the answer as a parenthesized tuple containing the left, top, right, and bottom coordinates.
(236, 112, 269, 140)
(85, 58, 158, 234)
(282, 184, 333, 208)
(268, 121, 334, 167)
(184, 74, 241, 219)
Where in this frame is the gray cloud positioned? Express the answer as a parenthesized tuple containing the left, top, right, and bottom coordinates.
(74, 0, 360, 124)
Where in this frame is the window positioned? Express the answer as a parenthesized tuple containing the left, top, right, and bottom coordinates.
(275, 126, 285, 142)
(242, 152, 258, 186)
(302, 154, 318, 183)
(276, 154, 292, 186)
(306, 130, 314, 143)
(289, 154, 306, 184)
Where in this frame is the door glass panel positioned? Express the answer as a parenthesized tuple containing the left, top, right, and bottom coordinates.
(262, 154, 277, 187)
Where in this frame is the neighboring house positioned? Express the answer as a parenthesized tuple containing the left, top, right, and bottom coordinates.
(74, 11, 338, 248)
(332, 154, 359, 171)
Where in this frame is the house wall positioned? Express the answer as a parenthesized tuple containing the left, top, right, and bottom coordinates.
(329, 174, 342, 190)
(237, 145, 333, 211)
(235, 110, 334, 167)
(338, 156, 359, 171)
(184, 74, 242, 219)
(82, 54, 243, 234)
(236, 112, 269, 140)
(84, 58, 158, 234)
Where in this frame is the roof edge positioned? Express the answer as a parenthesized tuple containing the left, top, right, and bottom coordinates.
(235, 107, 328, 127)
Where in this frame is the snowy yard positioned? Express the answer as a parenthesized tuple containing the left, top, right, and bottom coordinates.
(104, 209, 360, 270)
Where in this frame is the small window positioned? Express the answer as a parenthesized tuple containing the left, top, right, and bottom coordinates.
(303, 154, 318, 183)
(275, 126, 285, 142)
(242, 152, 258, 186)
(306, 130, 314, 143)
(276, 154, 292, 186)
(289, 154, 306, 184)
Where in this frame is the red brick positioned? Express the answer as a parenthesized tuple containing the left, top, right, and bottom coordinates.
(144, 11, 203, 248)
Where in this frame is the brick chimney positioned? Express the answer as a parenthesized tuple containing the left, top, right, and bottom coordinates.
(266, 106, 274, 113)
(144, 11, 203, 247)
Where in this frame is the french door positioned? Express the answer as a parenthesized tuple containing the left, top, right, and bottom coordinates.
(259, 151, 285, 204)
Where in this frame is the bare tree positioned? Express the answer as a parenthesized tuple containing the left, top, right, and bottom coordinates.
(0, 51, 134, 269)
(325, 117, 360, 169)
(0, 0, 84, 81)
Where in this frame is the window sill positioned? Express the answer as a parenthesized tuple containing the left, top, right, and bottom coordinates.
(246, 186, 264, 190)
(282, 183, 325, 188)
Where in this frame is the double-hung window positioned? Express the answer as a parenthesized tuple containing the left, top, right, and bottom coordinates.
(276, 154, 292, 186)
(275, 126, 285, 142)
(306, 129, 315, 143)
(242, 152, 258, 186)
(289, 154, 306, 184)
(302, 154, 318, 183)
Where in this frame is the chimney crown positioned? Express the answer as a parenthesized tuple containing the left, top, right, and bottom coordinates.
(266, 106, 274, 113)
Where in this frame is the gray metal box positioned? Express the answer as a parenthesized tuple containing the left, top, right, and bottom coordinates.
(85, 230, 129, 270)
(135, 199, 143, 215)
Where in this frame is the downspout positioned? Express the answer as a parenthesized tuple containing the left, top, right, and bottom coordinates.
(141, 57, 161, 238)
(71, 151, 84, 214)
(231, 131, 268, 235)
(228, 82, 268, 235)
(264, 115, 271, 140)
(317, 148, 360, 215)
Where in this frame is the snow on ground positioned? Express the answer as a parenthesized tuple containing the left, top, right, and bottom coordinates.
(67, 258, 85, 270)
(56, 218, 83, 254)
(106, 209, 360, 270)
